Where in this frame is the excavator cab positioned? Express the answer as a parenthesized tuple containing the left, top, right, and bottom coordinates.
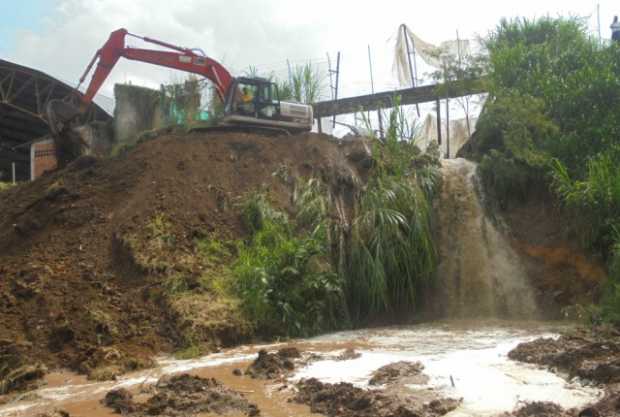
(222, 77, 313, 132)
(226, 77, 280, 119)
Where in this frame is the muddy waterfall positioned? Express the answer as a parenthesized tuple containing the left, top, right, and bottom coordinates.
(433, 158, 538, 318)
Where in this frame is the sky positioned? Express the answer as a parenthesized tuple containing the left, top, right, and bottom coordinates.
(0, 0, 616, 116)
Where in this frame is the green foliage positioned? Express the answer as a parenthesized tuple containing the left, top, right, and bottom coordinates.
(476, 16, 620, 323)
(288, 63, 325, 104)
(601, 231, 620, 325)
(241, 192, 288, 234)
(233, 185, 345, 337)
(159, 76, 203, 126)
(347, 104, 439, 320)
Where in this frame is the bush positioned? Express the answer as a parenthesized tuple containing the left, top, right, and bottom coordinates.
(233, 184, 346, 337)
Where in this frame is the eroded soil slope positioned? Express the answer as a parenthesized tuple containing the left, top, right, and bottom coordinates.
(0, 131, 368, 387)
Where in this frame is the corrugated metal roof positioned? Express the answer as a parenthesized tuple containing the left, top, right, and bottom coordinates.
(0, 59, 111, 180)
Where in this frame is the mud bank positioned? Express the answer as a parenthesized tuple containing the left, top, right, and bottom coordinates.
(0, 131, 370, 390)
(507, 327, 620, 416)
(2, 322, 603, 417)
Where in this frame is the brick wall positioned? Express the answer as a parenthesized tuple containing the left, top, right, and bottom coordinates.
(31, 139, 57, 180)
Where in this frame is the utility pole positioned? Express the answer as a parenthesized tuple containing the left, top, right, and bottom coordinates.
(598, 3, 602, 43)
(368, 44, 383, 139)
(402, 24, 420, 117)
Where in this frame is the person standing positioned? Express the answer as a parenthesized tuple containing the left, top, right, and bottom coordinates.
(611, 16, 620, 42)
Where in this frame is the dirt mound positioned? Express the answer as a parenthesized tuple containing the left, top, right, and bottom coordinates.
(244, 347, 301, 379)
(508, 329, 620, 383)
(294, 378, 460, 417)
(0, 131, 369, 387)
(369, 361, 427, 386)
(103, 373, 259, 416)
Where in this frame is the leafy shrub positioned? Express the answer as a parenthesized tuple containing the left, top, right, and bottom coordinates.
(233, 185, 345, 337)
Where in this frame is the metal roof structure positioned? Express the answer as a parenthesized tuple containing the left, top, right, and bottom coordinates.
(0, 59, 111, 181)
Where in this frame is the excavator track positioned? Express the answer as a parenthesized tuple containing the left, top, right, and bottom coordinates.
(188, 124, 293, 137)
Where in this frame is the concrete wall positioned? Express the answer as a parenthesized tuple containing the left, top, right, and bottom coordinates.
(114, 84, 163, 145)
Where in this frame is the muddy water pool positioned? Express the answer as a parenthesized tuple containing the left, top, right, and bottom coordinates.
(0, 320, 601, 416)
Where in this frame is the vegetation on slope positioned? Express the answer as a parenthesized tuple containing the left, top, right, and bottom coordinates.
(472, 17, 620, 324)
(231, 107, 440, 336)
(346, 109, 440, 321)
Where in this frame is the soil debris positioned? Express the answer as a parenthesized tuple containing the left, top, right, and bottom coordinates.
(0, 338, 46, 394)
(102, 373, 259, 416)
(507, 328, 620, 417)
(508, 329, 620, 383)
(34, 410, 70, 417)
(103, 387, 136, 413)
(245, 348, 301, 379)
(368, 361, 428, 386)
(503, 401, 569, 417)
(0, 131, 369, 380)
(335, 348, 361, 361)
(293, 377, 460, 417)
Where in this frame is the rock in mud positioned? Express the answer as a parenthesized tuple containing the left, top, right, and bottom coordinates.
(35, 410, 70, 417)
(294, 377, 460, 417)
(336, 348, 361, 361)
(103, 373, 259, 416)
(369, 361, 427, 386)
(504, 401, 569, 417)
(103, 388, 136, 414)
(245, 348, 299, 379)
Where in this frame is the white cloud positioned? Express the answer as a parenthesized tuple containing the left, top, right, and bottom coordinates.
(5, 0, 614, 105)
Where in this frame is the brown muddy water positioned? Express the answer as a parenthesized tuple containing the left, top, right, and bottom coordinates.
(0, 321, 603, 417)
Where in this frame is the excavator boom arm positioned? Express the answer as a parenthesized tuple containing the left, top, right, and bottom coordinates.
(79, 29, 233, 104)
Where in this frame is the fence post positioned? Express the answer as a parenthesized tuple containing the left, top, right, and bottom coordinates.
(12, 162, 16, 184)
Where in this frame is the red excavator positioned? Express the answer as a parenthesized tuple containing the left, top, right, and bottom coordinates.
(46, 29, 314, 161)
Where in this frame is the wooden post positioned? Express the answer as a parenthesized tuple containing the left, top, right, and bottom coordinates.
(332, 52, 341, 129)
(287, 59, 293, 85)
(317, 117, 323, 134)
(402, 24, 420, 117)
(368, 45, 384, 139)
(11, 162, 16, 184)
(436, 99, 442, 147)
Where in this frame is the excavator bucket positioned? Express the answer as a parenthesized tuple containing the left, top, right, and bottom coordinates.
(46, 99, 81, 136)
(45, 99, 89, 167)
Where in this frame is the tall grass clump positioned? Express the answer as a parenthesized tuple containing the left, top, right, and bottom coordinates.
(233, 184, 346, 337)
(346, 102, 440, 321)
